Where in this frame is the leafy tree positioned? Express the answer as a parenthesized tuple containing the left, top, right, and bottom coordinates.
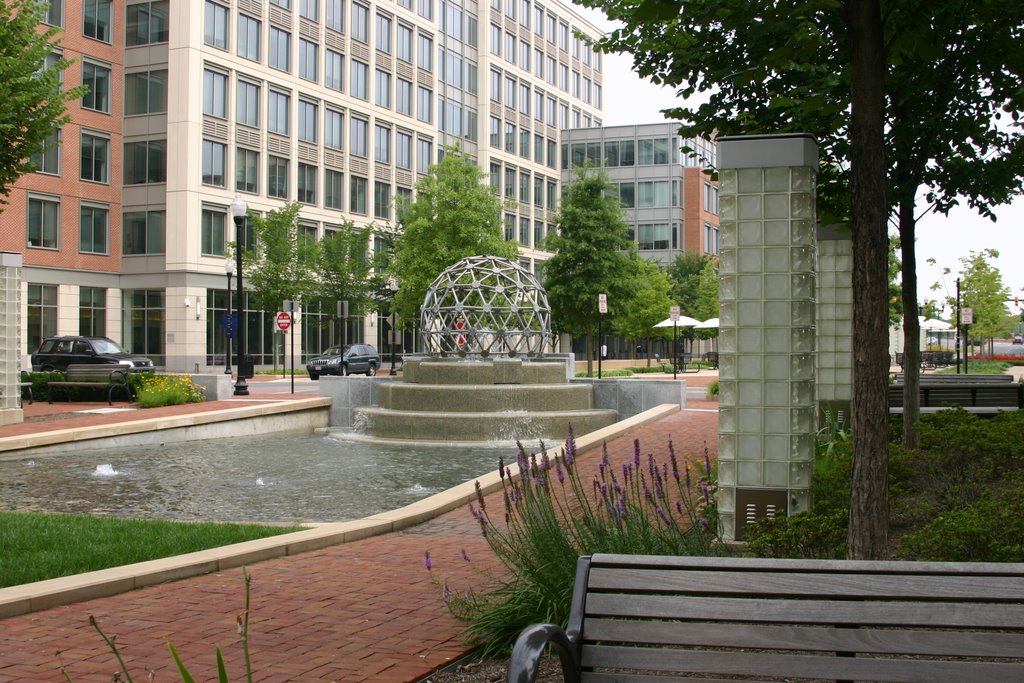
(691, 258, 719, 323)
(544, 166, 636, 376)
(313, 222, 378, 330)
(612, 258, 673, 364)
(391, 147, 517, 325)
(240, 203, 318, 315)
(931, 249, 1012, 341)
(0, 0, 84, 206)
(667, 252, 712, 318)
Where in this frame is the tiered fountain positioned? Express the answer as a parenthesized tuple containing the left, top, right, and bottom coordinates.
(351, 256, 618, 443)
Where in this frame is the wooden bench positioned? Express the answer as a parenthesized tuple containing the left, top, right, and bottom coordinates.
(893, 373, 1014, 384)
(674, 353, 698, 373)
(507, 553, 1024, 683)
(702, 351, 719, 369)
(47, 364, 133, 405)
(888, 381, 1023, 415)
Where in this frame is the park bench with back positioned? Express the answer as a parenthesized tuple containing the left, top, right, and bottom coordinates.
(888, 377, 1022, 414)
(47, 364, 133, 405)
(507, 553, 1024, 683)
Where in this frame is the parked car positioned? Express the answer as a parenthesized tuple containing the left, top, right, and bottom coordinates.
(1013, 333, 1023, 345)
(306, 344, 380, 379)
(31, 336, 156, 373)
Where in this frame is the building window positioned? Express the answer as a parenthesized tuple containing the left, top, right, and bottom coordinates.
(351, 60, 368, 99)
(519, 217, 530, 246)
(547, 139, 556, 169)
(418, 35, 433, 71)
(27, 284, 58, 353)
(298, 99, 318, 142)
(504, 213, 515, 241)
(350, 175, 368, 213)
(489, 116, 500, 147)
(326, 0, 344, 32)
(326, 49, 344, 91)
(84, 0, 112, 42)
(27, 195, 60, 249)
(298, 163, 317, 204)
(30, 131, 61, 175)
(374, 181, 391, 219)
(412, 138, 430, 174)
(325, 169, 343, 209)
(123, 140, 166, 184)
(376, 14, 392, 53)
(201, 140, 226, 186)
(201, 206, 227, 255)
(547, 179, 557, 209)
(268, 156, 289, 198)
(80, 287, 107, 336)
(80, 132, 109, 183)
(352, 3, 369, 42)
(375, 69, 391, 107)
(270, 27, 291, 71)
(519, 170, 530, 203)
(350, 117, 368, 156)
(325, 108, 344, 149)
(397, 78, 412, 115)
(375, 124, 390, 163)
(397, 24, 413, 62)
(124, 289, 165, 366)
(418, 0, 433, 21)
(268, 89, 290, 134)
(504, 121, 515, 152)
(639, 138, 671, 165)
(236, 80, 260, 127)
(638, 223, 671, 250)
(299, 39, 318, 81)
(123, 210, 165, 254)
(125, 69, 167, 115)
(237, 13, 260, 60)
(79, 203, 108, 254)
(416, 87, 432, 123)
(204, 1, 228, 49)
(519, 128, 529, 158)
(396, 130, 411, 169)
(45, 0, 63, 27)
(236, 148, 259, 193)
(300, 0, 318, 20)
(203, 69, 227, 118)
(127, 1, 169, 45)
(82, 61, 111, 113)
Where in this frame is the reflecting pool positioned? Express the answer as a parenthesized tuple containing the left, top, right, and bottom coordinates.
(0, 431, 517, 524)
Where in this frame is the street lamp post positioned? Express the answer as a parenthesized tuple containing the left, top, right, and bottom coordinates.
(231, 194, 249, 396)
(389, 278, 399, 376)
(224, 259, 235, 375)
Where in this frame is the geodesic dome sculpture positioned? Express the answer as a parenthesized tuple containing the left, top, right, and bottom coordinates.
(420, 255, 552, 357)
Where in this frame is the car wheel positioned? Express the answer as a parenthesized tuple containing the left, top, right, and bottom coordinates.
(366, 362, 377, 376)
(308, 372, 319, 380)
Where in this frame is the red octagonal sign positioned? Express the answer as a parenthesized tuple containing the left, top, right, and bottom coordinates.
(276, 311, 292, 330)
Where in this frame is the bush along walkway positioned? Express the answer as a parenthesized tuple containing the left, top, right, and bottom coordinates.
(0, 407, 717, 682)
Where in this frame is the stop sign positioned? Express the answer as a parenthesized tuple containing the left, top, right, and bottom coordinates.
(276, 311, 292, 330)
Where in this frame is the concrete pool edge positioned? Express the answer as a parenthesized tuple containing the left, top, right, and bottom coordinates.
(0, 403, 680, 618)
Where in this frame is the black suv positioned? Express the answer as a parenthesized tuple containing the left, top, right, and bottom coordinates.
(306, 344, 379, 379)
(31, 336, 156, 373)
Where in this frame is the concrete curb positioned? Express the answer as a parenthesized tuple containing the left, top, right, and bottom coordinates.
(0, 403, 679, 618)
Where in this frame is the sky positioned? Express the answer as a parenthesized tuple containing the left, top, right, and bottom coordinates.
(573, 5, 1024, 320)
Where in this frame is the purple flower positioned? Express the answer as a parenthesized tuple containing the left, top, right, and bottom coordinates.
(442, 583, 452, 603)
(617, 494, 628, 518)
(541, 452, 551, 472)
(703, 443, 712, 476)
(461, 549, 470, 562)
(505, 466, 513, 480)
(685, 459, 692, 490)
(564, 429, 576, 466)
(633, 439, 641, 467)
(498, 456, 506, 481)
(656, 506, 670, 525)
(555, 458, 565, 484)
(675, 500, 684, 515)
(699, 516, 712, 533)
(475, 481, 486, 512)
(668, 439, 680, 481)
(423, 551, 432, 571)
(701, 483, 711, 506)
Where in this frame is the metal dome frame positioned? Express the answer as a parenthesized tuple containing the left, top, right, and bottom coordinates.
(420, 255, 552, 357)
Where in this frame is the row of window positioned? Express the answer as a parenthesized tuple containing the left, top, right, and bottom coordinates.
(606, 180, 681, 210)
(26, 195, 110, 254)
(489, 164, 559, 211)
(503, 213, 552, 249)
(43, 0, 112, 42)
(489, 118, 558, 169)
(564, 138, 675, 169)
(490, 0, 600, 69)
(26, 283, 107, 352)
(489, 25, 601, 106)
(489, 69, 597, 128)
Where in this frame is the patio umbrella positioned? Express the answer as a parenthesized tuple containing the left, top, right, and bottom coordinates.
(654, 315, 702, 328)
(695, 317, 719, 329)
(919, 316, 953, 331)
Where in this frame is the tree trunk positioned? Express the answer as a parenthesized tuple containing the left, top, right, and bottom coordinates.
(845, 0, 890, 560)
(898, 194, 922, 450)
(585, 325, 594, 377)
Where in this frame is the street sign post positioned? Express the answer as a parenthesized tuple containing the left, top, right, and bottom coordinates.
(276, 311, 295, 392)
(276, 311, 292, 330)
(670, 306, 680, 380)
(598, 294, 607, 378)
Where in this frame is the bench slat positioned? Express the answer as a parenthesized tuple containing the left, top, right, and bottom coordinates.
(584, 618, 1024, 658)
(582, 645, 1024, 682)
(587, 566, 1024, 600)
(585, 593, 1024, 628)
(582, 675, 775, 683)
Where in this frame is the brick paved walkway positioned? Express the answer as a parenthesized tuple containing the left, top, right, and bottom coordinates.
(0, 393, 717, 682)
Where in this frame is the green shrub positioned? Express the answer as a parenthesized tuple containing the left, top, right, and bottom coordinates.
(706, 379, 719, 398)
(896, 492, 1024, 561)
(430, 433, 726, 656)
(744, 509, 848, 559)
(136, 374, 205, 407)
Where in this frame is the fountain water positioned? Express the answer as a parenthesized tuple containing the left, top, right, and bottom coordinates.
(351, 257, 617, 442)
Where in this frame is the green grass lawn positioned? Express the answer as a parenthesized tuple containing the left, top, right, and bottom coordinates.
(0, 512, 305, 588)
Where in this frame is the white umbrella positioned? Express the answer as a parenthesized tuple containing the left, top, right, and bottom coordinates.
(695, 317, 719, 329)
(920, 317, 954, 331)
(654, 315, 702, 328)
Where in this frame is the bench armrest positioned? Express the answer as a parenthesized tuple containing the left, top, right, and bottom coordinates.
(506, 623, 580, 683)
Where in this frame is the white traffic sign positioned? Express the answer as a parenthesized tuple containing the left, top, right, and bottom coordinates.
(670, 305, 680, 321)
(276, 311, 292, 330)
(962, 307, 973, 325)
(598, 293, 607, 314)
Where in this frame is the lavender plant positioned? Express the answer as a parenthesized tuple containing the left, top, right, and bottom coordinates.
(432, 430, 725, 656)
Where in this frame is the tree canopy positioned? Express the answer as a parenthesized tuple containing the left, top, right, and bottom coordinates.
(0, 0, 83, 206)
(390, 147, 517, 325)
(240, 203, 318, 315)
(931, 249, 1012, 340)
(543, 166, 636, 374)
(612, 257, 673, 352)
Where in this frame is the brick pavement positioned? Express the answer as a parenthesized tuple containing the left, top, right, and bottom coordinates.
(0, 391, 717, 682)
